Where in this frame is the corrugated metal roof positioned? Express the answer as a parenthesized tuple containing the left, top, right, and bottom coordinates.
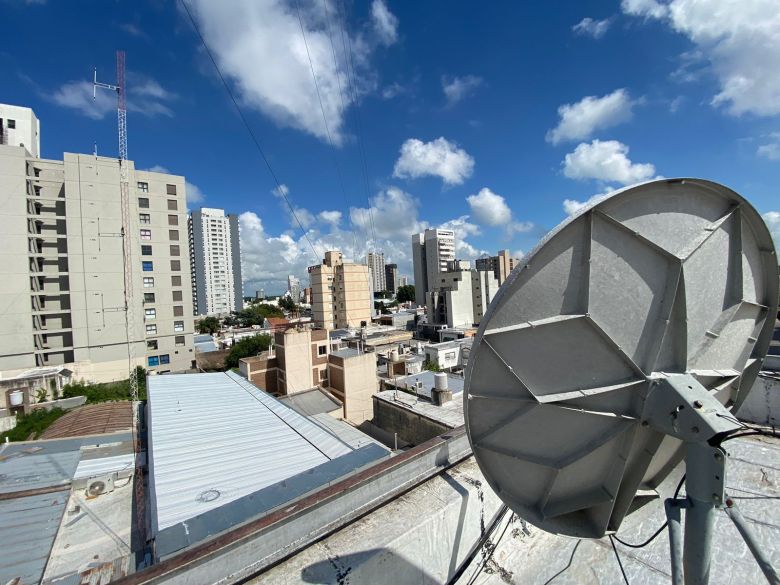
(279, 387, 342, 416)
(0, 449, 80, 494)
(74, 453, 135, 480)
(308, 414, 390, 452)
(147, 372, 354, 533)
(0, 492, 68, 585)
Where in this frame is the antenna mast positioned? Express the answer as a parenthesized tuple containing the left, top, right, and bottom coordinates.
(94, 51, 138, 403)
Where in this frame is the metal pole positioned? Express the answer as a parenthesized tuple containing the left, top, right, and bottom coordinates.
(665, 499, 685, 585)
(682, 443, 725, 585)
(724, 499, 780, 585)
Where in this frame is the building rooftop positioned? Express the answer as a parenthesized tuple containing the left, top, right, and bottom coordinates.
(147, 371, 384, 537)
(308, 413, 390, 452)
(391, 370, 466, 397)
(331, 347, 364, 359)
(39, 402, 133, 439)
(193, 334, 218, 353)
(374, 388, 465, 429)
(278, 386, 342, 416)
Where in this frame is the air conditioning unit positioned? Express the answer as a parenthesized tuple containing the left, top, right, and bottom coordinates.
(85, 473, 116, 498)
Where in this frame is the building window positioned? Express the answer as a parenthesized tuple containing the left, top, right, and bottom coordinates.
(160, 354, 170, 364)
(445, 351, 456, 360)
(169, 229, 179, 241)
(7, 119, 16, 129)
(141, 244, 153, 256)
(137, 181, 149, 192)
(318, 345, 327, 356)
(138, 197, 150, 209)
(142, 261, 153, 272)
(319, 369, 328, 380)
(148, 356, 160, 367)
(146, 324, 157, 334)
(174, 321, 184, 332)
(167, 199, 178, 211)
(144, 292, 155, 303)
(171, 275, 181, 286)
(173, 305, 184, 317)
(172, 290, 183, 302)
(147, 340, 158, 350)
(168, 214, 178, 226)
(170, 245, 180, 257)
(170, 260, 181, 271)
(143, 277, 154, 287)
(140, 229, 152, 240)
(145, 308, 156, 320)
(166, 184, 177, 195)
(175, 335, 186, 346)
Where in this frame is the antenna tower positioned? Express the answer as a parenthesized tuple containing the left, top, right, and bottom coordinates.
(94, 51, 138, 403)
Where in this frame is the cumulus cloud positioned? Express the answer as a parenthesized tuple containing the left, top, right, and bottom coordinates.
(185, 0, 398, 145)
(572, 17, 613, 39)
(467, 188, 511, 226)
(350, 186, 426, 241)
(563, 140, 656, 185)
(546, 89, 635, 145)
(51, 75, 176, 119)
(371, 0, 399, 46)
(393, 137, 475, 185)
(562, 186, 617, 216)
(757, 133, 780, 161)
(318, 210, 342, 227)
(763, 211, 780, 250)
(442, 75, 483, 106)
(622, 0, 780, 117)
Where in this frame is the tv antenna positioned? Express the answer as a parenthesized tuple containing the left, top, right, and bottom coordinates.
(464, 179, 779, 585)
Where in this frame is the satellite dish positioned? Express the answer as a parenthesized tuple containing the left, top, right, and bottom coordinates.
(464, 179, 778, 551)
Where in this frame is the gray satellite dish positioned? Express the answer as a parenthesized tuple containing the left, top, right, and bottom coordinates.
(464, 179, 779, 584)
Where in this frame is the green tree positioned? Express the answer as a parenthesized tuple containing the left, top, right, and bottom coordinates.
(422, 359, 442, 372)
(62, 366, 148, 403)
(225, 334, 273, 368)
(278, 296, 298, 313)
(396, 285, 415, 303)
(0, 407, 66, 442)
(236, 303, 283, 327)
(198, 316, 220, 335)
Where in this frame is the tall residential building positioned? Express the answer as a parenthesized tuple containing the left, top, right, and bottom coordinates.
(475, 249, 520, 285)
(287, 274, 301, 302)
(399, 275, 409, 287)
(385, 263, 398, 293)
(367, 251, 386, 293)
(0, 103, 40, 157)
(411, 228, 456, 306)
(188, 207, 243, 316)
(309, 251, 371, 330)
(0, 105, 195, 381)
(428, 263, 499, 328)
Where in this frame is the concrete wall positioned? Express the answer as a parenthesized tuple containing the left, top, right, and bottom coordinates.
(328, 352, 377, 424)
(372, 396, 450, 445)
(196, 349, 229, 372)
(737, 374, 780, 426)
(0, 104, 40, 157)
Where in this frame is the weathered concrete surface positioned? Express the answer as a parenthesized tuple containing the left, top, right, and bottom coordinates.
(737, 373, 780, 427)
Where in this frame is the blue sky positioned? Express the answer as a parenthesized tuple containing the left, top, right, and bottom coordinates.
(3, 0, 779, 294)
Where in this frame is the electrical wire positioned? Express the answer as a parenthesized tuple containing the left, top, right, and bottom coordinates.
(445, 505, 509, 585)
(464, 507, 513, 585)
(177, 0, 320, 262)
(609, 535, 631, 585)
(612, 474, 686, 549)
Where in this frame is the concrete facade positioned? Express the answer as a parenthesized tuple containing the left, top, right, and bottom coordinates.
(411, 228, 455, 307)
(427, 267, 499, 328)
(0, 103, 40, 157)
(475, 248, 519, 285)
(188, 207, 242, 316)
(309, 251, 371, 330)
(367, 251, 386, 293)
(276, 328, 329, 394)
(327, 349, 377, 424)
(0, 134, 195, 381)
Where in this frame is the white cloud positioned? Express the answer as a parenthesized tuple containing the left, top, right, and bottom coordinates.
(393, 137, 475, 185)
(563, 140, 656, 185)
(623, 0, 780, 117)
(51, 75, 176, 119)
(381, 82, 406, 99)
(572, 17, 613, 39)
(621, 0, 669, 19)
(186, 0, 397, 145)
(562, 186, 617, 216)
(350, 186, 426, 241)
(467, 188, 511, 226)
(762, 211, 780, 251)
(546, 89, 635, 145)
(142, 165, 205, 207)
(371, 0, 399, 46)
(757, 134, 780, 161)
(318, 210, 342, 227)
(442, 75, 483, 106)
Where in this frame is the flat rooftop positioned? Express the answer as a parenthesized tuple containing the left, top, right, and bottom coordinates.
(147, 371, 357, 533)
(374, 388, 465, 429)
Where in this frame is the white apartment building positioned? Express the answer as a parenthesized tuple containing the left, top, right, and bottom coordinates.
(475, 249, 520, 285)
(288, 275, 301, 302)
(189, 208, 243, 316)
(0, 103, 40, 157)
(0, 104, 195, 382)
(427, 262, 499, 328)
(309, 251, 371, 330)
(367, 251, 386, 293)
(411, 228, 456, 306)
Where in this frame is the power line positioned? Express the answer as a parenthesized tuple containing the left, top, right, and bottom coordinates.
(177, 0, 319, 262)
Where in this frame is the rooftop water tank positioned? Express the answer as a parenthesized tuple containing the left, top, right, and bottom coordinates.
(434, 372, 448, 391)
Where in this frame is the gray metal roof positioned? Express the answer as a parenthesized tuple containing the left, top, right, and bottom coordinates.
(279, 387, 342, 416)
(308, 414, 390, 452)
(0, 492, 68, 585)
(0, 447, 80, 494)
(147, 372, 354, 533)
